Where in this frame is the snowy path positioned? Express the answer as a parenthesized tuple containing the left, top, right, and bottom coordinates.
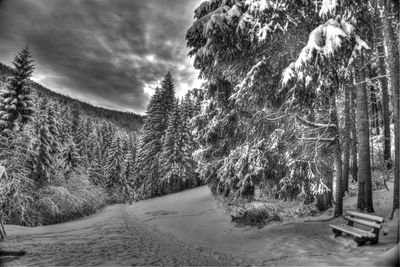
(2, 186, 398, 266)
(2, 204, 242, 266)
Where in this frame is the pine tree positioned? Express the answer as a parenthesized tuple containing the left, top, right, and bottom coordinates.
(160, 100, 197, 193)
(70, 103, 81, 136)
(121, 151, 135, 201)
(135, 77, 176, 197)
(62, 137, 80, 179)
(180, 97, 198, 185)
(0, 46, 35, 132)
(107, 133, 125, 188)
(59, 106, 72, 146)
(101, 123, 114, 157)
(86, 130, 99, 164)
(159, 72, 175, 130)
(46, 103, 60, 155)
(89, 148, 106, 187)
(31, 114, 54, 185)
(74, 119, 89, 167)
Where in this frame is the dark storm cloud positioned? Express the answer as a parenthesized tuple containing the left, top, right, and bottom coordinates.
(0, 0, 203, 113)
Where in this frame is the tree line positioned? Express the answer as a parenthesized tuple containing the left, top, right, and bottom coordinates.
(134, 73, 203, 199)
(0, 48, 141, 226)
(0, 48, 203, 226)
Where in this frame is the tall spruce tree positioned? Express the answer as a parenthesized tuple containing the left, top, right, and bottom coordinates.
(31, 113, 55, 185)
(107, 133, 125, 188)
(159, 72, 175, 130)
(160, 100, 197, 193)
(46, 103, 60, 156)
(0, 46, 35, 132)
(62, 137, 80, 179)
(136, 73, 176, 197)
(121, 151, 135, 201)
(88, 144, 106, 187)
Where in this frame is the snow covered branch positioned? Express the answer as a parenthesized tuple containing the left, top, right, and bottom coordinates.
(299, 137, 336, 142)
(296, 115, 337, 130)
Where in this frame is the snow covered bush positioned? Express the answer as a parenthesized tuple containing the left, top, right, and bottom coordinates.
(0, 128, 39, 226)
(0, 169, 38, 226)
(234, 202, 282, 227)
(36, 174, 106, 225)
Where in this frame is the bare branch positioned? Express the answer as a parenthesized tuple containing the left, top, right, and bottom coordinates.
(296, 115, 337, 129)
(300, 137, 336, 142)
(353, 75, 388, 85)
(264, 115, 285, 121)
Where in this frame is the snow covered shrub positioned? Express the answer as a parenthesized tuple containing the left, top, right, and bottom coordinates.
(0, 171, 39, 226)
(0, 129, 40, 226)
(232, 201, 320, 227)
(36, 174, 106, 225)
(106, 184, 127, 204)
(65, 174, 107, 213)
(233, 202, 282, 227)
(37, 186, 81, 224)
(284, 203, 319, 218)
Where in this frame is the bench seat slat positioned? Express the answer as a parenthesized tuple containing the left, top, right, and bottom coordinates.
(329, 224, 376, 238)
(344, 216, 382, 229)
(346, 211, 384, 223)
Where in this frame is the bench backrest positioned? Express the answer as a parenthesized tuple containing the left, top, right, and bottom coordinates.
(346, 211, 384, 223)
(345, 211, 384, 229)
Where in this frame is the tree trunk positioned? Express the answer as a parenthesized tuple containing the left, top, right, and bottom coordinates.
(369, 83, 380, 136)
(342, 87, 351, 195)
(332, 96, 343, 217)
(350, 88, 358, 183)
(316, 163, 334, 211)
(381, 0, 399, 216)
(396, 0, 400, 244)
(373, 0, 392, 168)
(377, 37, 392, 166)
(355, 56, 374, 212)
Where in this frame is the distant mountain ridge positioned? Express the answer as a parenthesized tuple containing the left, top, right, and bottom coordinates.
(0, 63, 144, 132)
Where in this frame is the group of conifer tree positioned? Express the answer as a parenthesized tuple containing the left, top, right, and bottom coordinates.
(0, 47, 139, 226)
(186, 0, 399, 222)
(0, 47, 203, 226)
(134, 73, 202, 199)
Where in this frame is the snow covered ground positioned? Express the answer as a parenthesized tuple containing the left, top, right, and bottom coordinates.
(2, 184, 399, 266)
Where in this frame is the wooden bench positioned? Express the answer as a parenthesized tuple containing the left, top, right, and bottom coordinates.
(329, 211, 384, 246)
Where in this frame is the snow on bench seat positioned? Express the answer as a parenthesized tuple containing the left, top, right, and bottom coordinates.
(344, 216, 382, 229)
(329, 224, 376, 239)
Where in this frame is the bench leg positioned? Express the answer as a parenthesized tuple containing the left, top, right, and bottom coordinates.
(371, 229, 380, 245)
(370, 236, 379, 245)
(332, 229, 342, 237)
(354, 237, 367, 246)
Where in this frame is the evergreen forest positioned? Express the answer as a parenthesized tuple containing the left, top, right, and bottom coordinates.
(0, 0, 398, 258)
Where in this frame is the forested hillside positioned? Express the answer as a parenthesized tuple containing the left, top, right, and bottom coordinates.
(0, 48, 203, 227)
(0, 63, 144, 132)
(0, 52, 144, 226)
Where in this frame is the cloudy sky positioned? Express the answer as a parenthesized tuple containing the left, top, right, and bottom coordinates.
(0, 0, 204, 114)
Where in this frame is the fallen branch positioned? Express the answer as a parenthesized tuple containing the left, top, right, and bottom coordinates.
(353, 75, 388, 85)
(295, 115, 337, 130)
(0, 250, 26, 257)
(304, 216, 336, 222)
(300, 137, 336, 142)
(264, 115, 285, 121)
